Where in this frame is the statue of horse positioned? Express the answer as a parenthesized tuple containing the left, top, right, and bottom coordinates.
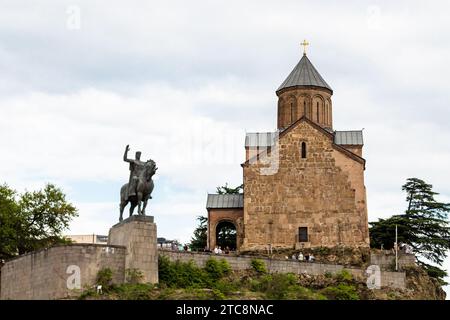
(119, 160, 157, 221)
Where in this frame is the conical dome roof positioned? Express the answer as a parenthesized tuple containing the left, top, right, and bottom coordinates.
(277, 54, 332, 94)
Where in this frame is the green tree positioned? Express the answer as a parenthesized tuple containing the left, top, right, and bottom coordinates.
(370, 178, 450, 281)
(190, 216, 207, 250)
(0, 185, 19, 260)
(216, 183, 243, 195)
(0, 183, 78, 260)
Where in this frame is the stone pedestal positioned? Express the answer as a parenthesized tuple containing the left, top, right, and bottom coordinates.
(108, 215, 158, 284)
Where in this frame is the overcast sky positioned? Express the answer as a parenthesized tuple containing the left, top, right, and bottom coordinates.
(1, 0, 449, 295)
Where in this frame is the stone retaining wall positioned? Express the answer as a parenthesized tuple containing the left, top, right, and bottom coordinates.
(370, 252, 416, 271)
(160, 250, 406, 289)
(1, 244, 126, 300)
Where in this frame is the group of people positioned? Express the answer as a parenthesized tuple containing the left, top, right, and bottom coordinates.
(288, 252, 315, 262)
(211, 246, 232, 254)
(169, 242, 192, 252)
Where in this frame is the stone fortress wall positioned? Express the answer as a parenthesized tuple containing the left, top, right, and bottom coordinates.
(0, 244, 126, 300)
(0, 215, 413, 299)
(160, 250, 411, 289)
(0, 216, 157, 300)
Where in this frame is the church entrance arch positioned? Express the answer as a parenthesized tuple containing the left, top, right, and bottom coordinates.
(215, 220, 237, 251)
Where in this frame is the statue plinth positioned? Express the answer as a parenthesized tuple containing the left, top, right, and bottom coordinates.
(112, 215, 154, 227)
(108, 215, 158, 284)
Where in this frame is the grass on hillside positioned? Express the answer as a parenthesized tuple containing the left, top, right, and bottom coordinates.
(79, 256, 369, 300)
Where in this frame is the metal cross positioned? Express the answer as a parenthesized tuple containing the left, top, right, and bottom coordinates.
(301, 40, 309, 55)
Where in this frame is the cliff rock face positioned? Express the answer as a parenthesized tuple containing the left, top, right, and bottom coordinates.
(403, 266, 446, 300)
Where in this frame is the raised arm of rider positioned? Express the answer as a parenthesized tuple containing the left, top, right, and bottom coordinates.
(123, 145, 131, 162)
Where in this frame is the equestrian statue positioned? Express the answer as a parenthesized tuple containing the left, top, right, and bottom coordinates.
(119, 144, 157, 221)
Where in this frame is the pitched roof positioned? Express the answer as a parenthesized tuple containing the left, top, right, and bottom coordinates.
(277, 54, 332, 94)
(206, 194, 244, 209)
(245, 132, 280, 147)
(245, 129, 363, 147)
(334, 131, 363, 145)
(242, 117, 365, 166)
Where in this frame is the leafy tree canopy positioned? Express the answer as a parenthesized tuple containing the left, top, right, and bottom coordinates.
(0, 183, 78, 261)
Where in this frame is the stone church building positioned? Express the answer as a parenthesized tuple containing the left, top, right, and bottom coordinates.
(206, 49, 369, 252)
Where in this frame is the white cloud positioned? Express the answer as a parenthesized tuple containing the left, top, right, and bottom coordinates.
(1, 0, 450, 296)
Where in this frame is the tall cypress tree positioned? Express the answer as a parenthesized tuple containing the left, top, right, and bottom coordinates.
(370, 178, 450, 282)
(189, 216, 207, 250)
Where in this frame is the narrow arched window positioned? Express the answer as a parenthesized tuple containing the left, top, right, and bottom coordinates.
(301, 142, 306, 159)
(316, 102, 320, 122)
(291, 102, 296, 122)
(303, 100, 306, 117)
(322, 105, 325, 124)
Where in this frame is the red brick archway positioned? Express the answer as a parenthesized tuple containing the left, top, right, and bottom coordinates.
(215, 220, 237, 250)
(207, 208, 243, 251)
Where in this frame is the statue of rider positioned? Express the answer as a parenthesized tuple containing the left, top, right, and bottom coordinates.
(123, 144, 146, 198)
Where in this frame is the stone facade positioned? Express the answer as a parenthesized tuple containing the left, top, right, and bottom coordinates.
(0, 244, 126, 300)
(160, 250, 406, 289)
(108, 215, 158, 284)
(207, 53, 369, 253)
(241, 118, 369, 251)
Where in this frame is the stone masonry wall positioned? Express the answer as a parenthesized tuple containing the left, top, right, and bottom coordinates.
(370, 252, 416, 271)
(108, 215, 158, 284)
(160, 250, 405, 289)
(0, 244, 126, 300)
(242, 119, 369, 251)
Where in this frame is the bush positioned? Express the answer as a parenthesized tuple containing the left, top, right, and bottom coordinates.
(251, 259, 267, 274)
(159, 256, 234, 289)
(284, 286, 327, 300)
(320, 284, 359, 300)
(211, 289, 226, 300)
(335, 269, 353, 282)
(159, 255, 208, 288)
(213, 278, 239, 296)
(253, 273, 297, 299)
(205, 258, 231, 280)
(114, 283, 154, 300)
(96, 268, 113, 289)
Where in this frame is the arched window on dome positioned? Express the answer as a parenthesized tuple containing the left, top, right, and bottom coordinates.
(301, 142, 306, 159)
(303, 100, 307, 118)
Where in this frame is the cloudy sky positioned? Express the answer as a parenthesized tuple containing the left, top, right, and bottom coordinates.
(1, 0, 449, 294)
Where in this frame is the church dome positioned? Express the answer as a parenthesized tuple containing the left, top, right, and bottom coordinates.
(276, 54, 332, 95)
(276, 48, 333, 130)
